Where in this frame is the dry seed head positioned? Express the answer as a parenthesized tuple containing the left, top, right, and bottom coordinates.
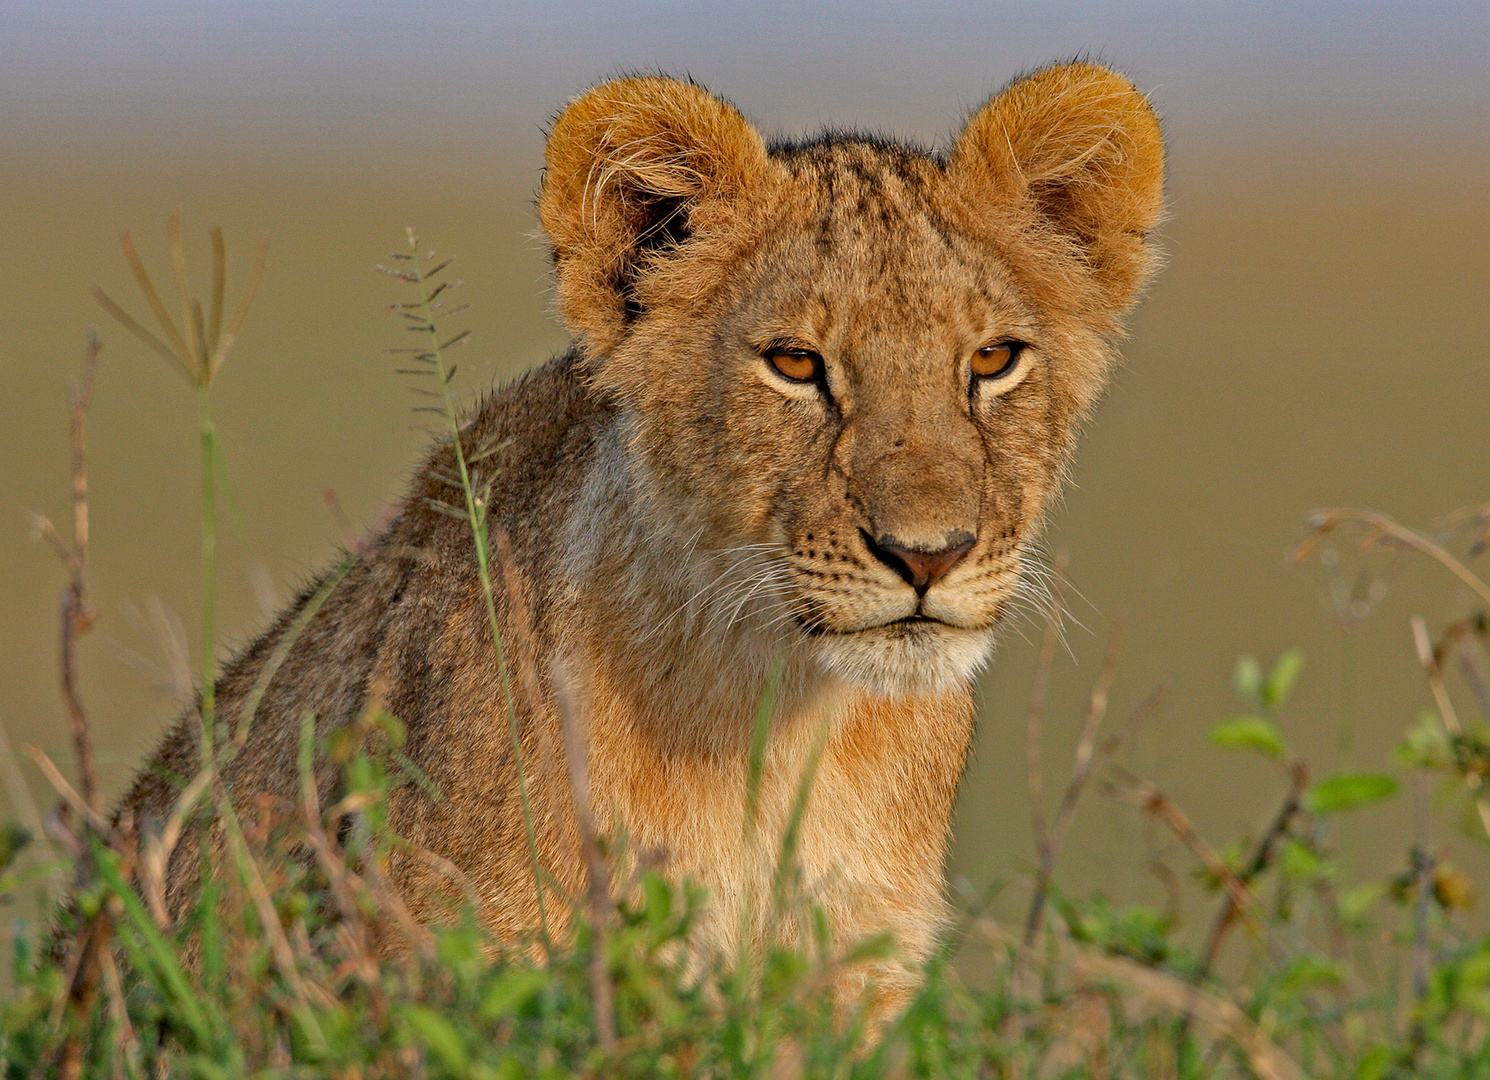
(95, 212, 267, 390)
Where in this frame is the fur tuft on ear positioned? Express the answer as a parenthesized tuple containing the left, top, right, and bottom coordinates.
(950, 62, 1165, 313)
(540, 76, 770, 356)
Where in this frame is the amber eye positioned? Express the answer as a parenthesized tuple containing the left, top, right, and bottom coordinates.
(765, 346, 823, 383)
(971, 341, 1024, 380)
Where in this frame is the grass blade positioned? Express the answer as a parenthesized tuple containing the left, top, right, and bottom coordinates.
(118, 230, 192, 362)
(207, 225, 226, 356)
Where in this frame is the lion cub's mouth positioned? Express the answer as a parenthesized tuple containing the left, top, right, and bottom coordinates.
(798, 613, 949, 636)
(881, 614, 954, 638)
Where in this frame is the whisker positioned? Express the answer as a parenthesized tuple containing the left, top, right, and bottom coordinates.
(640, 541, 790, 643)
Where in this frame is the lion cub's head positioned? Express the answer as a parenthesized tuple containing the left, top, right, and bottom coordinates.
(539, 64, 1164, 697)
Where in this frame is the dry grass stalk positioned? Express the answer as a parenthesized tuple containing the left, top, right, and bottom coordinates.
(1025, 617, 1125, 948)
(138, 767, 213, 928)
(976, 919, 1304, 1080)
(1065, 948, 1303, 1080)
(1412, 615, 1490, 841)
(1021, 552, 1068, 947)
(25, 335, 132, 1077)
(294, 717, 407, 1017)
(215, 792, 334, 1019)
(553, 661, 619, 1049)
(1297, 507, 1490, 610)
(496, 528, 618, 1045)
(0, 719, 50, 858)
(25, 745, 110, 840)
(57, 334, 102, 816)
(1436, 617, 1490, 721)
(93, 212, 267, 391)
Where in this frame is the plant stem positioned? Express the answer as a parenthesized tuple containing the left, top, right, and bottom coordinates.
(1337, 617, 1358, 767)
(404, 233, 550, 951)
(738, 654, 781, 980)
(197, 386, 219, 769)
(61, 335, 102, 817)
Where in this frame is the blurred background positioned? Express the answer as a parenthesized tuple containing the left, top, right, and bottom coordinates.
(2, 1, 1487, 935)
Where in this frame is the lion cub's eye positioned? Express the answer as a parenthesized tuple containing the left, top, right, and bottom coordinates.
(764, 346, 823, 384)
(971, 341, 1025, 380)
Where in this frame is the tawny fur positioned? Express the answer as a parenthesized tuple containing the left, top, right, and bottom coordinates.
(118, 62, 1165, 1006)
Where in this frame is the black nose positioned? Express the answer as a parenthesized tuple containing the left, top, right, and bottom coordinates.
(862, 530, 976, 593)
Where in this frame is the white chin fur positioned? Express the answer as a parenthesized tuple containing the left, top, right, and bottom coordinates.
(809, 623, 995, 698)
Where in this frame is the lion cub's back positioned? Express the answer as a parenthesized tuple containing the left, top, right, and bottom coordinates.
(116, 349, 610, 898)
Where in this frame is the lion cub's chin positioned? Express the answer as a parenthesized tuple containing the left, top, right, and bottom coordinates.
(809, 622, 996, 698)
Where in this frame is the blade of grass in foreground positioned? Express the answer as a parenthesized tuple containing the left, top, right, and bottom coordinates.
(382, 230, 550, 952)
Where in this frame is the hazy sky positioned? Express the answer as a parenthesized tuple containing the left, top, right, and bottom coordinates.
(5, 0, 1488, 161)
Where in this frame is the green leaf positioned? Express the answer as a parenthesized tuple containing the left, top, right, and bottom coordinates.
(1210, 716, 1286, 760)
(763, 945, 810, 993)
(0, 823, 31, 874)
(1262, 649, 1305, 708)
(842, 931, 896, 965)
(1339, 883, 1386, 924)
(402, 1004, 470, 1072)
(1355, 1046, 1395, 1080)
(1279, 838, 1333, 883)
(1233, 655, 1263, 706)
(1398, 710, 1451, 769)
(642, 870, 673, 925)
(479, 968, 548, 1022)
(495, 1060, 529, 1080)
(1306, 773, 1399, 815)
(1276, 954, 1343, 998)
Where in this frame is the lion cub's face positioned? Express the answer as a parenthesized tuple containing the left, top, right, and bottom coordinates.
(541, 67, 1165, 696)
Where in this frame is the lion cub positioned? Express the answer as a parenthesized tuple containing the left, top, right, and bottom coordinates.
(121, 63, 1164, 1003)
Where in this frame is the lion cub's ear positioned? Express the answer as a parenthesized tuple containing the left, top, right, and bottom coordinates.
(950, 62, 1165, 312)
(540, 77, 771, 357)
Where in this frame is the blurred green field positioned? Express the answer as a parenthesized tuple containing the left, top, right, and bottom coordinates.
(1, 131, 1487, 936)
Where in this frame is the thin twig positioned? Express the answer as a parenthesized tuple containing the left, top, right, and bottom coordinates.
(1404, 767, 1436, 1066)
(1105, 765, 1262, 933)
(1195, 759, 1309, 982)
(1410, 768, 1433, 1007)
(55, 913, 108, 1080)
(58, 334, 101, 817)
(99, 945, 136, 1080)
(35, 336, 115, 1079)
(1021, 553, 1067, 948)
(1024, 617, 1122, 948)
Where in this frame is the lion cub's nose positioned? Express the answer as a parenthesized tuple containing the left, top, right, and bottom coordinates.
(864, 530, 976, 593)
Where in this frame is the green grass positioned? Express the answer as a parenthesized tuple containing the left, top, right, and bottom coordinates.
(5, 222, 1490, 1078)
